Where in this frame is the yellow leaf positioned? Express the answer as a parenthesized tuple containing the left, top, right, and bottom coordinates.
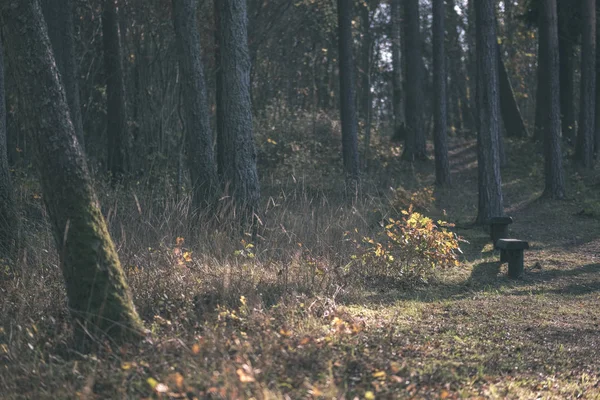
(365, 391, 376, 399)
(176, 237, 185, 246)
(146, 377, 159, 389)
(168, 372, 185, 389)
(183, 251, 192, 262)
(372, 370, 386, 379)
(236, 368, 255, 382)
(192, 343, 201, 354)
(121, 361, 135, 370)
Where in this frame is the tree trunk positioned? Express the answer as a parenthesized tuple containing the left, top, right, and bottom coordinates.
(498, 45, 529, 138)
(172, 0, 220, 208)
(217, 0, 260, 219)
(40, 0, 84, 149)
(0, 0, 144, 343)
(467, 0, 477, 135)
(103, 0, 128, 182)
(390, 0, 405, 138)
(558, 33, 575, 142)
(575, 0, 596, 167)
(432, 0, 450, 186)
(402, 0, 426, 160)
(538, 0, 566, 198)
(475, 0, 504, 224)
(336, 0, 360, 184)
(214, 0, 225, 177)
(0, 43, 17, 263)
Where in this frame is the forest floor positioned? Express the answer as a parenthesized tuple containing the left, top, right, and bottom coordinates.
(1, 134, 600, 399)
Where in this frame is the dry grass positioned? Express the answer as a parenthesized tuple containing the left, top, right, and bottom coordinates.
(1, 134, 600, 399)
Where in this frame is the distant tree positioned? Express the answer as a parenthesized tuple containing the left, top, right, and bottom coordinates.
(172, 0, 220, 208)
(498, 46, 529, 138)
(103, 0, 128, 181)
(390, 0, 405, 138)
(40, 0, 84, 148)
(538, 0, 565, 198)
(0, 43, 17, 262)
(359, 2, 374, 168)
(403, 0, 426, 161)
(432, 0, 450, 186)
(0, 0, 144, 343)
(558, 0, 579, 142)
(217, 0, 261, 220)
(475, 0, 504, 224)
(336, 0, 360, 184)
(214, 0, 225, 177)
(575, 0, 596, 167)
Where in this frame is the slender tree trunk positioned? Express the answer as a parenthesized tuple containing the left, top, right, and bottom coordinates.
(475, 0, 504, 224)
(336, 0, 360, 184)
(538, 0, 566, 198)
(467, 0, 477, 135)
(498, 45, 529, 138)
(1, 0, 144, 343)
(0, 43, 17, 263)
(403, 0, 426, 160)
(360, 4, 373, 170)
(558, 35, 575, 142)
(214, 0, 225, 177)
(432, 0, 450, 186)
(391, 0, 405, 138)
(217, 0, 260, 220)
(575, 0, 596, 167)
(103, 0, 128, 182)
(40, 0, 84, 149)
(172, 0, 220, 208)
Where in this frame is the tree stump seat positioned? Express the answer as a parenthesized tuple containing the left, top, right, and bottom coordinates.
(496, 239, 529, 279)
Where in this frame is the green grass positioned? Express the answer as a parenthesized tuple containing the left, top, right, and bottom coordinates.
(1, 136, 600, 399)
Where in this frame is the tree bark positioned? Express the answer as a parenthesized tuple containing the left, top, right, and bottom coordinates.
(40, 0, 84, 149)
(498, 45, 529, 138)
(217, 0, 260, 219)
(336, 0, 360, 184)
(0, 0, 144, 343)
(558, 35, 575, 142)
(538, 0, 566, 198)
(103, 0, 128, 182)
(390, 0, 405, 138)
(0, 43, 17, 262)
(214, 0, 225, 177)
(432, 0, 450, 186)
(172, 0, 220, 208)
(575, 0, 596, 167)
(475, 0, 504, 224)
(402, 0, 426, 160)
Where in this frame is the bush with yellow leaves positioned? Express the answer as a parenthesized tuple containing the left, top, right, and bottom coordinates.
(348, 206, 462, 284)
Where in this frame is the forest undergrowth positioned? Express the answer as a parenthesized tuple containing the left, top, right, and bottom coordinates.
(1, 122, 600, 399)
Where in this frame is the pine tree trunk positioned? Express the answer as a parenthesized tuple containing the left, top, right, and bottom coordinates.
(402, 0, 426, 160)
(539, 0, 566, 198)
(558, 36, 575, 142)
(498, 46, 529, 138)
(103, 0, 128, 181)
(432, 0, 450, 186)
(575, 0, 596, 167)
(0, 43, 17, 263)
(172, 0, 220, 208)
(214, 0, 225, 177)
(336, 0, 360, 184)
(0, 0, 144, 343)
(217, 0, 260, 219)
(475, 0, 504, 224)
(390, 0, 405, 138)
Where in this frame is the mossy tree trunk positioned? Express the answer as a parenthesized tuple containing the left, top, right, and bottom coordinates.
(172, 0, 220, 209)
(0, 0, 144, 343)
(40, 0, 84, 148)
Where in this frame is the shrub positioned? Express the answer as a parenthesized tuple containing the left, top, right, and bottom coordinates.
(348, 206, 461, 284)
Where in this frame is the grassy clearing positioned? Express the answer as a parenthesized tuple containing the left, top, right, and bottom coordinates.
(1, 135, 599, 399)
